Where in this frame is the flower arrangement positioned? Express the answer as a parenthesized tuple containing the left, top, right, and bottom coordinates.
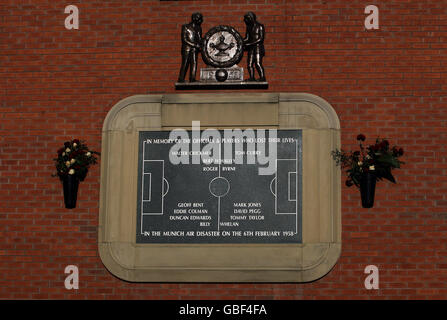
(332, 134, 404, 188)
(53, 139, 100, 181)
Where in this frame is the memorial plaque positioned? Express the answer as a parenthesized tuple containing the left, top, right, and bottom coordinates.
(136, 129, 302, 244)
(100, 93, 341, 282)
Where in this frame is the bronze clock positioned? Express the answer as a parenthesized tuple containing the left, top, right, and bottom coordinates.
(202, 25, 244, 68)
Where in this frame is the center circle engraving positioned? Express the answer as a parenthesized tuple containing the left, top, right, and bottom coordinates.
(209, 176, 230, 197)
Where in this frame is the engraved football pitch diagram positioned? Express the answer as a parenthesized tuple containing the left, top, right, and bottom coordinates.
(136, 130, 302, 244)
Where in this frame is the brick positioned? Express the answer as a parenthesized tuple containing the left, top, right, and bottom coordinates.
(1, 0, 446, 300)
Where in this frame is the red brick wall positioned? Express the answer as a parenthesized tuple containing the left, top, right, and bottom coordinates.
(1, 0, 446, 299)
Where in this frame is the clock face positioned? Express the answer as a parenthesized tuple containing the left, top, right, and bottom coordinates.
(202, 25, 243, 68)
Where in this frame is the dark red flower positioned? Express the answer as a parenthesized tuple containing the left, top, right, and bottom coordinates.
(379, 140, 389, 150)
(64, 141, 71, 148)
(57, 148, 64, 155)
(353, 151, 360, 157)
(357, 134, 366, 141)
(345, 180, 353, 187)
(73, 139, 80, 145)
(398, 148, 404, 156)
(371, 144, 379, 152)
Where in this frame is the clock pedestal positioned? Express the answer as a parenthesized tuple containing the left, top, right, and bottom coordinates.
(176, 63, 268, 89)
(200, 65, 244, 83)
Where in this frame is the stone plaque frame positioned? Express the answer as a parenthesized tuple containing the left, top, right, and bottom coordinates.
(99, 93, 341, 282)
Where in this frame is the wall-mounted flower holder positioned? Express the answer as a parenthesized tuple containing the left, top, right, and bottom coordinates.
(360, 171, 376, 208)
(332, 134, 404, 209)
(53, 139, 99, 209)
(62, 173, 80, 209)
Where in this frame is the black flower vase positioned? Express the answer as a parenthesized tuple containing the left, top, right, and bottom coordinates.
(360, 172, 376, 208)
(62, 174, 80, 209)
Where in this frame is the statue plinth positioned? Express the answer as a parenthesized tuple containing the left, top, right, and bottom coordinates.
(175, 80, 268, 90)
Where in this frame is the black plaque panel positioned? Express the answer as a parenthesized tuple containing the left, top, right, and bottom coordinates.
(136, 129, 302, 243)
